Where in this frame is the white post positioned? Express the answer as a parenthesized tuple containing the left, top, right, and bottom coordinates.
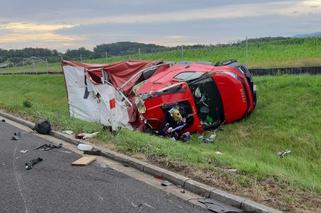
(245, 37, 248, 66)
(46, 58, 49, 74)
(32, 57, 35, 73)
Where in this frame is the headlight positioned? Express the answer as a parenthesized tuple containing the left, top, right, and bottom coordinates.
(223, 71, 238, 79)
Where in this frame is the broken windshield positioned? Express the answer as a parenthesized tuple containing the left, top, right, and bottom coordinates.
(188, 76, 224, 130)
(174, 72, 204, 81)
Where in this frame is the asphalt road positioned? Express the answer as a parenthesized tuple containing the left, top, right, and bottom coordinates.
(0, 121, 208, 213)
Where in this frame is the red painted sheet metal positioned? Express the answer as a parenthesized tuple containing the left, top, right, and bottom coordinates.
(63, 60, 161, 95)
(102, 60, 160, 95)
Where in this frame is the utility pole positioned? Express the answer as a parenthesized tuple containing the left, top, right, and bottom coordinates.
(138, 48, 141, 59)
(180, 46, 184, 60)
(46, 58, 49, 74)
(105, 51, 108, 63)
(80, 54, 83, 62)
(245, 37, 248, 66)
(32, 57, 35, 73)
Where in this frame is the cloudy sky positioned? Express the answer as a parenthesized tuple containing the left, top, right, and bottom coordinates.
(0, 0, 320, 51)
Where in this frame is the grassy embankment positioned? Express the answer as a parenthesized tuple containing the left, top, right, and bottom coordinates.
(0, 74, 320, 198)
(1, 37, 321, 73)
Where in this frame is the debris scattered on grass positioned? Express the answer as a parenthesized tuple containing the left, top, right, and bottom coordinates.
(25, 157, 43, 170)
(62, 130, 74, 135)
(277, 150, 291, 158)
(209, 133, 216, 140)
(180, 132, 191, 142)
(199, 133, 216, 144)
(215, 151, 223, 155)
(72, 156, 96, 166)
(161, 180, 172, 186)
(11, 132, 22, 140)
(217, 125, 224, 131)
(224, 168, 238, 173)
(35, 143, 62, 151)
(76, 132, 99, 140)
(77, 143, 93, 151)
(20, 150, 29, 154)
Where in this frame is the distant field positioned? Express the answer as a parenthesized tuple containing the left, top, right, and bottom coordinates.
(1, 37, 321, 74)
(90, 37, 321, 68)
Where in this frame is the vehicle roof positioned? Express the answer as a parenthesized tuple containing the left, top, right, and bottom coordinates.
(137, 63, 229, 94)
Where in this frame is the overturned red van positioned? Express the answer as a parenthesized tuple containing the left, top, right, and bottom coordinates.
(134, 60, 256, 134)
(63, 59, 256, 135)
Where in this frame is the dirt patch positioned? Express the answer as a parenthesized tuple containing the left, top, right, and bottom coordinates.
(90, 138, 116, 150)
(147, 157, 321, 213)
(131, 153, 148, 161)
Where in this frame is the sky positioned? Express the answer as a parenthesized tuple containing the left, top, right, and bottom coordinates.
(0, 0, 320, 52)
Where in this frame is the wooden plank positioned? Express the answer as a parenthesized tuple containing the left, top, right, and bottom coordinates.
(72, 156, 97, 166)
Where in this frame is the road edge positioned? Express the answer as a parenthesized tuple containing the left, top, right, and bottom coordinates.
(0, 110, 281, 213)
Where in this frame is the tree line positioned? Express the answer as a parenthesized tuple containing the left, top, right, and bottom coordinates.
(1, 37, 303, 66)
(0, 42, 169, 65)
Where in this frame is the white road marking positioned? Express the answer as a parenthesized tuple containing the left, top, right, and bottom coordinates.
(12, 143, 29, 213)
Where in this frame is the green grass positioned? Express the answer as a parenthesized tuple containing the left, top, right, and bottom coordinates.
(89, 37, 321, 69)
(1, 37, 321, 74)
(0, 63, 61, 73)
(0, 74, 320, 194)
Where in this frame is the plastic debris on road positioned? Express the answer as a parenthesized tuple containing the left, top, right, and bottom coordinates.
(161, 180, 172, 186)
(77, 143, 93, 151)
(199, 198, 243, 213)
(25, 157, 43, 170)
(34, 120, 51, 135)
(35, 143, 62, 151)
(11, 132, 22, 140)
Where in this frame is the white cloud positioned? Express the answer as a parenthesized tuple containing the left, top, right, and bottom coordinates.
(0, 22, 81, 46)
(0, 32, 83, 45)
(0, 0, 320, 50)
(0, 22, 76, 33)
(74, 0, 321, 25)
(139, 35, 194, 46)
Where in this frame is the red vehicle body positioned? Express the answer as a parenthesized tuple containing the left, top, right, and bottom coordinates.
(135, 60, 256, 133)
(63, 59, 256, 134)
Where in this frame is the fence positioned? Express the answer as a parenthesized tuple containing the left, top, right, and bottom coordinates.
(250, 66, 321, 75)
(1, 66, 321, 76)
(0, 37, 320, 75)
